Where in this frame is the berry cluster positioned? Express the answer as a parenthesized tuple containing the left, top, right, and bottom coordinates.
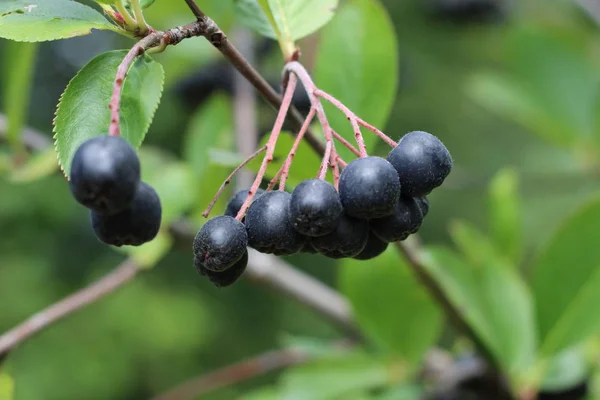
(69, 136, 162, 247)
(193, 130, 452, 287)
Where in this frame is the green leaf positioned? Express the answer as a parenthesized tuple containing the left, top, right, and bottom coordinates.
(125, 0, 156, 9)
(339, 247, 442, 363)
(0, 0, 120, 42)
(313, 0, 399, 161)
(240, 386, 281, 400)
(422, 246, 536, 377)
(488, 168, 521, 262)
(540, 346, 589, 393)
(532, 196, 600, 355)
(54, 50, 164, 178)
(234, 0, 277, 39)
(3, 41, 37, 153)
(9, 147, 59, 183)
(0, 372, 13, 400)
(449, 220, 511, 269)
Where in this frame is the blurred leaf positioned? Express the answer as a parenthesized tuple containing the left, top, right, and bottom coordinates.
(540, 346, 588, 393)
(0, 372, 13, 400)
(54, 50, 164, 178)
(532, 196, 600, 355)
(488, 168, 521, 262)
(9, 148, 59, 183)
(373, 385, 424, 400)
(279, 351, 391, 400)
(278, 335, 347, 358)
(449, 220, 510, 269)
(125, 0, 156, 9)
(314, 0, 398, 161)
(3, 41, 37, 154)
(234, 0, 277, 39)
(340, 247, 442, 363)
(422, 246, 536, 377)
(120, 231, 173, 269)
(0, 0, 120, 42)
(239, 386, 280, 400)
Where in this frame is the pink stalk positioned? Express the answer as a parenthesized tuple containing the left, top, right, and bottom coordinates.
(331, 130, 361, 157)
(357, 119, 397, 148)
(278, 108, 316, 191)
(317, 140, 332, 180)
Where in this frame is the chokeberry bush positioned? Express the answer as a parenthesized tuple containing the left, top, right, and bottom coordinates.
(2, 0, 600, 399)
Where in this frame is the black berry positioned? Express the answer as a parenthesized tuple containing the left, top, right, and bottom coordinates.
(245, 191, 306, 256)
(387, 131, 452, 197)
(415, 196, 430, 217)
(300, 241, 319, 254)
(91, 182, 161, 246)
(311, 214, 369, 259)
(193, 216, 248, 272)
(338, 157, 401, 219)
(196, 250, 248, 288)
(288, 179, 343, 237)
(353, 231, 389, 260)
(225, 188, 265, 219)
(370, 197, 423, 243)
(69, 136, 141, 214)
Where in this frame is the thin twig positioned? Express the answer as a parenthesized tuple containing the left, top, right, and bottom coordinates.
(182, 0, 206, 19)
(278, 107, 316, 190)
(332, 130, 361, 157)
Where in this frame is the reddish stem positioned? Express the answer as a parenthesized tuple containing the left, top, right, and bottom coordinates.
(357, 119, 397, 148)
(332, 157, 341, 189)
(267, 168, 284, 191)
(336, 157, 348, 168)
(235, 74, 298, 220)
(317, 140, 332, 180)
(278, 107, 316, 191)
(202, 145, 267, 218)
(331, 130, 361, 157)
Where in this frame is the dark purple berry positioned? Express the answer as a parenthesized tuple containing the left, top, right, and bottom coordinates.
(370, 197, 423, 243)
(245, 191, 306, 256)
(338, 157, 401, 219)
(288, 179, 343, 237)
(70, 136, 141, 214)
(300, 241, 319, 254)
(311, 214, 369, 259)
(91, 182, 161, 246)
(193, 216, 248, 272)
(353, 231, 389, 260)
(415, 196, 430, 217)
(196, 250, 248, 288)
(225, 188, 265, 219)
(387, 131, 452, 197)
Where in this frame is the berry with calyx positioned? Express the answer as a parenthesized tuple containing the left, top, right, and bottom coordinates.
(353, 231, 389, 260)
(311, 213, 369, 259)
(338, 157, 401, 219)
(245, 191, 306, 256)
(196, 250, 248, 288)
(370, 196, 423, 243)
(69, 136, 141, 214)
(225, 188, 266, 219)
(415, 196, 430, 217)
(91, 182, 161, 246)
(288, 179, 343, 237)
(193, 216, 248, 272)
(387, 131, 452, 197)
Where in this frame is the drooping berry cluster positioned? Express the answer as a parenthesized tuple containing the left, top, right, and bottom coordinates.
(69, 136, 162, 247)
(193, 130, 452, 287)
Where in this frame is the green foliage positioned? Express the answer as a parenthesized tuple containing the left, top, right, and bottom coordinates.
(540, 346, 588, 393)
(0, 0, 120, 42)
(313, 0, 399, 161)
(0, 372, 13, 400)
(53, 50, 164, 178)
(8, 148, 59, 183)
(488, 168, 521, 262)
(339, 247, 442, 363)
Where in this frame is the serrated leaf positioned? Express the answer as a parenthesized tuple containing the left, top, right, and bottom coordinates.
(488, 168, 521, 262)
(54, 50, 164, 178)
(314, 0, 398, 161)
(340, 247, 442, 363)
(0, 0, 120, 42)
(9, 147, 59, 183)
(532, 196, 600, 355)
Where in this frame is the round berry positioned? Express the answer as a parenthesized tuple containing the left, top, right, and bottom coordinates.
(193, 216, 248, 272)
(245, 191, 306, 256)
(300, 241, 319, 254)
(91, 182, 161, 246)
(196, 249, 248, 288)
(386, 131, 452, 197)
(311, 214, 369, 259)
(288, 179, 342, 237)
(69, 136, 141, 214)
(225, 188, 265, 219)
(338, 157, 401, 219)
(415, 196, 430, 217)
(353, 231, 389, 260)
(370, 197, 423, 243)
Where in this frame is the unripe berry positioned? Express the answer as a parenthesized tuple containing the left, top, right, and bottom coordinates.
(370, 196, 423, 243)
(196, 250, 248, 288)
(311, 214, 369, 259)
(338, 157, 401, 219)
(353, 231, 389, 260)
(91, 182, 161, 246)
(70, 136, 141, 214)
(225, 188, 265, 219)
(288, 179, 343, 237)
(387, 131, 452, 197)
(193, 216, 248, 272)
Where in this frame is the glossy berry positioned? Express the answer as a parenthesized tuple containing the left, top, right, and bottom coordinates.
(415, 196, 430, 217)
(288, 179, 343, 237)
(370, 197, 423, 243)
(387, 131, 452, 197)
(225, 188, 265, 219)
(245, 191, 306, 256)
(353, 231, 389, 260)
(196, 250, 248, 288)
(91, 182, 161, 246)
(70, 136, 141, 214)
(338, 157, 401, 219)
(193, 216, 248, 272)
(311, 214, 369, 259)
